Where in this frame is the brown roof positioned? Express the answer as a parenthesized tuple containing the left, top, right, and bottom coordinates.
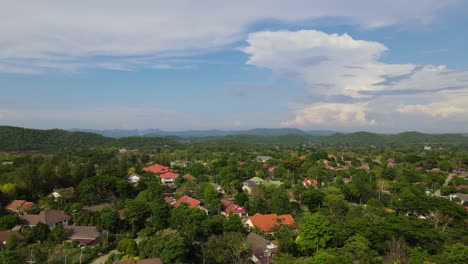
(114, 258, 163, 264)
(0, 231, 25, 243)
(23, 210, 71, 226)
(173, 195, 201, 209)
(65, 226, 100, 239)
(83, 203, 114, 212)
(4, 200, 34, 211)
(246, 232, 274, 253)
(247, 213, 296, 232)
(182, 174, 197, 181)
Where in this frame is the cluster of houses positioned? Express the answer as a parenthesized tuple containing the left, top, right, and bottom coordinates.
(135, 159, 301, 263)
(2, 200, 102, 246)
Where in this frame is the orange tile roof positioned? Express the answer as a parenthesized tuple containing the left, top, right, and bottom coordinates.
(160, 172, 179, 179)
(143, 164, 170, 174)
(248, 213, 296, 232)
(173, 195, 201, 209)
(4, 200, 26, 211)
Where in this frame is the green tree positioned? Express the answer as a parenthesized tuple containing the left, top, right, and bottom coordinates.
(123, 200, 151, 236)
(296, 214, 333, 254)
(302, 189, 325, 212)
(445, 243, 468, 264)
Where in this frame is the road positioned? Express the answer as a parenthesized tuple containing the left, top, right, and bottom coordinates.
(91, 250, 118, 264)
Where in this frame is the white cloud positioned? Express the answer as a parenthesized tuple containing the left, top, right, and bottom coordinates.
(0, 0, 461, 73)
(281, 103, 376, 128)
(243, 30, 416, 98)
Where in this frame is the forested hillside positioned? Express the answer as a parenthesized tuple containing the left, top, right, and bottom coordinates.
(1, 126, 467, 153)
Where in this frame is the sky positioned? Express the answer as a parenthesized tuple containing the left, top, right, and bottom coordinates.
(0, 0, 468, 133)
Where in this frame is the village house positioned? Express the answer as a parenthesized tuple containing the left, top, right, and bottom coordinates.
(50, 187, 75, 201)
(182, 174, 197, 182)
(220, 199, 247, 217)
(83, 203, 114, 213)
(127, 173, 141, 183)
(22, 210, 71, 229)
(4, 200, 36, 214)
(0, 231, 24, 245)
(246, 232, 277, 264)
(142, 164, 170, 174)
(256, 156, 272, 163)
(303, 178, 318, 189)
(245, 213, 296, 232)
(64, 225, 101, 246)
(173, 195, 204, 210)
(160, 171, 180, 185)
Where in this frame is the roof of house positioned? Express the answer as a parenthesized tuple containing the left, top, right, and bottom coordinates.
(23, 210, 71, 226)
(221, 199, 245, 214)
(249, 177, 265, 184)
(173, 195, 201, 209)
(142, 164, 170, 174)
(65, 226, 100, 241)
(303, 178, 318, 188)
(51, 187, 75, 199)
(114, 258, 163, 264)
(257, 156, 272, 161)
(246, 232, 275, 253)
(247, 213, 296, 232)
(4, 200, 28, 211)
(83, 203, 114, 212)
(183, 174, 197, 181)
(0, 231, 25, 243)
(160, 172, 180, 179)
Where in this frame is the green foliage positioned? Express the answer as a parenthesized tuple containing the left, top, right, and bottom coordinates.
(303, 189, 325, 212)
(139, 232, 188, 263)
(444, 243, 468, 264)
(77, 175, 130, 205)
(0, 214, 19, 231)
(296, 214, 333, 254)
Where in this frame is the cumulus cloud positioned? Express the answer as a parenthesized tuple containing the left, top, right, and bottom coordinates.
(242, 30, 468, 129)
(281, 103, 376, 128)
(0, 0, 461, 73)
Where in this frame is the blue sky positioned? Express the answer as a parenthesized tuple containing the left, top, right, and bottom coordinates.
(0, 1, 467, 132)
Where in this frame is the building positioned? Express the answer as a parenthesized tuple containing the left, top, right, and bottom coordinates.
(0, 231, 24, 245)
(303, 178, 318, 189)
(64, 226, 101, 246)
(245, 213, 296, 232)
(50, 187, 75, 201)
(83, 203, 114, 213)
(246, 232, 277, 264)
(4, 200, 36, 214)
(22, 210, 71, 229)
(160, 172, 180, 185)
(128, 173, 141, 183)
(256, 156, 273, 163)
(182, 174, 197, 181)
(173, 195, 201, 209)
(142, 164, 170, 174)
(220, 199, 247, 217)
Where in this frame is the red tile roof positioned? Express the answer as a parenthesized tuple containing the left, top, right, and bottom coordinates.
(221, 199, 245, 215)
(173, 195, 201, 209)
(303, 178, 318, 188)
(247, 213, 296, 232)
(143, 164, 170, 174)
(4, 200, 27, 211)
(160, 172, 180, 179)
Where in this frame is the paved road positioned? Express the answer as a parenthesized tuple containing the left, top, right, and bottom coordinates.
(91, 250, 118, 264)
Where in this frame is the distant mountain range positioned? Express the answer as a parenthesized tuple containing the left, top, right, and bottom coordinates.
(69, 128, 340, 138)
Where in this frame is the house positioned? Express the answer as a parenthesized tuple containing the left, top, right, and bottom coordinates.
(456, 185, 468, 191)
(242, 181, 258, 194)
(4, 200, 36, 214)
(83, 203, 114, 213)
(246, 232, 277, 264)
(245, 213, 296, 232)
(118, 148, 128, 154)
(160, 172, 180, 185)
(182, 174, 197, 181)
(1, 161, 14, 166)
(449, 193, 468, 204)
(0, 231, 24, 245)
(64, 226, 101, 246)
(268, 166, 277, 174)
(170, 160, 188, 168)
(127, 173, 141, 183)
(303, 178, 318, 189)
(22, 210, 71, 229)
(256, 156, 272, 163)
(173, 195, 201, 209)
(345, 161, 353, 167)
(50, 187, 75, 201)
(343, 177, 352, 184)
(114, 258, 163, 264)
(357, 165, 370, 172)
(220, 199, 247, 217)
(142, 164, 170, 174)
